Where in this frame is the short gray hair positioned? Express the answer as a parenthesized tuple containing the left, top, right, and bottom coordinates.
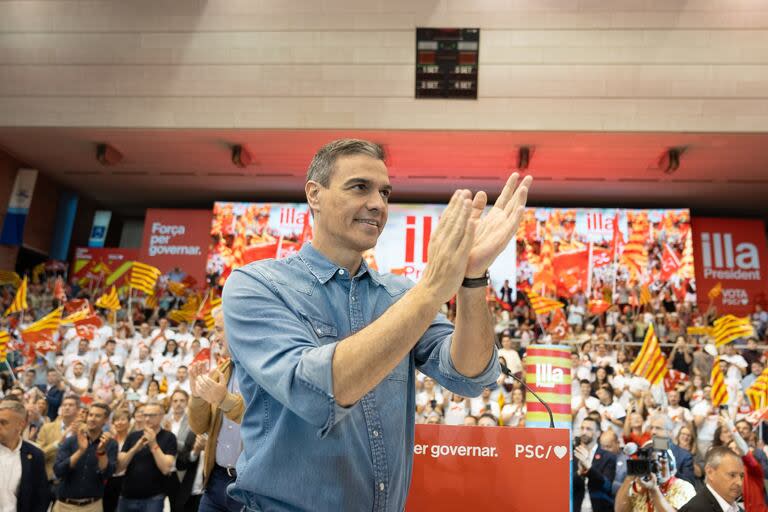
(706, 445, 743, 469)
(650, 413, 674, 434)
(0, 399, 27, 417)
(306, 139, 385, 187)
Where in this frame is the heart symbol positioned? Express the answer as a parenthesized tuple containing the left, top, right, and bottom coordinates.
(553, 445, 568, 459)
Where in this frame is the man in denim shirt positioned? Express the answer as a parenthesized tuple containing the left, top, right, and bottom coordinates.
(223, 139, 532, 511)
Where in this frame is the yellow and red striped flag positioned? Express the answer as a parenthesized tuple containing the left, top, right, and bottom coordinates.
(712, 314, 754, 347)
(129, 262, 162, 295)
(525, 290, 563, 316)
(639, 284, 652, 306)
(198, 292, 222, 331)
(0, 330, 9, 363)
(21, 307, 63, 355)
(167, 294, 201, 324)
(708, 282, 723, 301)
(629, 323, 667, 385)
(746, 368, 768, 410)
(4, 276, 28, 316)
(711, 357, 729, 407)
(95, 285, 121, 311)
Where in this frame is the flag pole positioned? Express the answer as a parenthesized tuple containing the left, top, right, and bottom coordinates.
(4, 360, 17, 382)
(586, 241, 594, 299)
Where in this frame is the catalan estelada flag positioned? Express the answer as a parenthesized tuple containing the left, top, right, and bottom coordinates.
(711, 357, 729, 407)
(629, 323, 667, 385)
(525, 290, 563, 316)
(639, 284, 652, 306)
(129, 262, 162, 296)
(95, 285, 121, 311)
(712, 314, 754, 346)
(4, 276, 28, 316)
(746, 368, 768, 410)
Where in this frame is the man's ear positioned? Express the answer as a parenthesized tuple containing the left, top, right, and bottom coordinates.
(305, 180, 322, 213)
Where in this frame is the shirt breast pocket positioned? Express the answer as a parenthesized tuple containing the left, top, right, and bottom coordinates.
(301, 314, 338, 345)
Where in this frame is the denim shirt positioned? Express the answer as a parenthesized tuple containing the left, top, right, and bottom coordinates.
(222, 243, 499, 512)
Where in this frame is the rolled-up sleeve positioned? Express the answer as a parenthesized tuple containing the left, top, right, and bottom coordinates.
(413, 312, 500, 397)
(223, 267, 353, 438)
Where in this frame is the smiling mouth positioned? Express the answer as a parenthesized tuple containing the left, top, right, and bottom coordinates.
(355, 219, 380, 228)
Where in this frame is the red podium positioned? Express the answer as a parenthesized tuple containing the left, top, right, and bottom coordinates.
(406, 424, 571, 511)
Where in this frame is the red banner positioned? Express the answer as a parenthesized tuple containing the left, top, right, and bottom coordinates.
(406, 425, 570, 511)
(692, 217, 768, 315)
(140, 209, 212, 287)
(72, 247, 138, 291)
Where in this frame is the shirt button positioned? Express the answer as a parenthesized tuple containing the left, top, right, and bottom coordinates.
(379, 482, 385, 492)
(338, 269, 345, 275)
(351, 296, 356, 302)
(373, 430, 379, 437)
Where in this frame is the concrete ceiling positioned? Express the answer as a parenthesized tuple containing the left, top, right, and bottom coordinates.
(0, 128, 767, 218)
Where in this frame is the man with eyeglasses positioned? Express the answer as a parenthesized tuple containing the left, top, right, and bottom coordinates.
(116, 402, 177, 512)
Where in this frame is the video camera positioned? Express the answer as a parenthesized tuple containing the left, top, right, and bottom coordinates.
(625, 436, 671, 481)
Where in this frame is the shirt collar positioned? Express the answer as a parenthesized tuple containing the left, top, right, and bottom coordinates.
(706, 482, 737, 512)
(298, 243, 380, 286)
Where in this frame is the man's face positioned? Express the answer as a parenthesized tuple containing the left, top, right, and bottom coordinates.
(501, 336, 513, 349)
(105, 342, 115, 355)
(667, 391, 679, 406)
(736, 421, 753, 442)
(307, 154, 390, 254)
(86, 407, 108, 433)
(706, 454, 744, 504)
(140, 323, 150, 336)
(599, 431, 619, 454)
(580, 382, 591, 397)
(143, 405, 164, 429)
(47, 371, 59, 386)
(78, 339, 89, 353)
(73, 363, 84, 377)
(159, 318, 168, 330)
(177, 367, 188, 381)
(60, 399, 78, 419)
(752, 362, 763, 376)
(23, 371, 35, 386)
(0, 409, 25, 448)
(596, 388, 611, 404)
(649, 417, 670, 439)
(171, 393, 188, 415)
(579, 420, 598, 446)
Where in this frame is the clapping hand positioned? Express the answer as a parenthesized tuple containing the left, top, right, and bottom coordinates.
(573, 445, 592, 473)
(195, 370, 227, 406)
(188, 361, 209, 397)
(97, 431, 112, 452)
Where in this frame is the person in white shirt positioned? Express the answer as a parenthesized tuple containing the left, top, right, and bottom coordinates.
(572, 379, 600, 434)
(149, 318, 175, 358)
(443, 393, 469, 426)
(64, 360, 91, 395)
(174, 321, 195, 353)
(173, 366, 192, 395)
(500, 387, 526, 427)
(692, 386, 720, 457)
(667, 390, 694, 437)
(415, 377, 444, 417)
(470, 387, 501, 418)
(0, 399, 49, 512)
(497, 331, 523, 376)
(596, 383, 626, 438)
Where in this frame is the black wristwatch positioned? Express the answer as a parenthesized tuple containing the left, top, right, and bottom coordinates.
(461, 273, 489, 288)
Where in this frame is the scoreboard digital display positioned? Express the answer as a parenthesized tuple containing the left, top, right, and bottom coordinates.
(415, 28, 479, 99)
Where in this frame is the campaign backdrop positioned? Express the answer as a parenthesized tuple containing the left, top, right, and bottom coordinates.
(139, 209, 212, 287)
(207, 202, 693, 304)
(691, 217, 768, 315)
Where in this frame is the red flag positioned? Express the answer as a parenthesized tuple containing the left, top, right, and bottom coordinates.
(493, 294, 513, 312)
(53, 276, 67, 302)
(660, 243, 681, 280)
(20, 330, 61, 357)
(610, 214, 624, 261)
(299, 209, 313, 244)
(74, 314, 103, 341)
(588, 299, 611, 315)
(552, 250, 589, 297)
(547, 308, 569, 340)
(64, 299, 93, 316)
(663, 368, 690, 393)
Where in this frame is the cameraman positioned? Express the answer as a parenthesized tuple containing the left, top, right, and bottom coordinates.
(615, 449, 696, 512)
